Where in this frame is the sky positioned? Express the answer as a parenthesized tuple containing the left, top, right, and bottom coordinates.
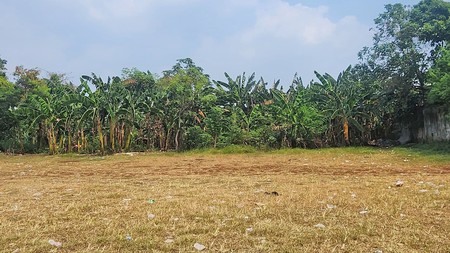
(0, 0, 420, 86)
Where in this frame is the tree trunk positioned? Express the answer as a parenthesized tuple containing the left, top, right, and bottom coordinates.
(68, 128, 72, 153)
(175, 129, 180, 151)
(343, 118, 350, 146)
(97, 117, 105, 155)
(109, 118, 116, 152)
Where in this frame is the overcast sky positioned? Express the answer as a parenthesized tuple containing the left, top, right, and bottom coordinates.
(0, 0, 420, 86)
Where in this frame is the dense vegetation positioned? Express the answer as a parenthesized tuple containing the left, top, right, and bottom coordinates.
(1, 0, 449, 154)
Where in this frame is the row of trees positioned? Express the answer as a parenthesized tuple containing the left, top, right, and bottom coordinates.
(0, 0, 449, 154)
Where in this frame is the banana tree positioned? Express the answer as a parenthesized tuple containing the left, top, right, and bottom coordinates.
(76, 75, 107, 154)
(312, 67, 369, 146)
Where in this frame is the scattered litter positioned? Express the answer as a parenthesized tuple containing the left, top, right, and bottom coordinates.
(400, 214, 406, 218)
(351, 193, 357, 199)
(12, 249, 19, 253)
(147, 199, 156, 204)
(246, 227, 254, 233)
(33, 192, 43, 198)
(264, 191, 279, 196)
(48, 239, 62, 247)
(359, 210, 369, 215)
(125, 235, 132, 241)
(418, 189, 428, 193)
(374, 249, 383, 253)
(194, 242, 206, 251)
(255, 202, 266, 207)
(147, 213, 156, 220)
(314, 223, 326, 229)
(244, 216, 249, 219)
(164, 238, 174, 244)
(426, 182, 436, 186)
(395, 180, 404, 187)
(326, 204, 336, 209)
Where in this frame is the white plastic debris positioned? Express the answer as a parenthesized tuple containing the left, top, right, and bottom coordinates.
(125, 235, 132, 241)
(246, 227, 254, 233)
(395, 180, 404, 187)
(164, 238, 174, 244)
(351, 193, 356, 199)
(327, 204, 336, 209)
(194, 242, 206, 251)
(374, 249, 383, 253)
(419, 189, 428, 193)
(359, 210, 369, 215)
(48, 239, 62, 247)
(148, 213, 156, 220)
(314, 223, 326, 229)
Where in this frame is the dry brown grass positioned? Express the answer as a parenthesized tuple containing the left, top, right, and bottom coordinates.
(0, 148, 449, 252)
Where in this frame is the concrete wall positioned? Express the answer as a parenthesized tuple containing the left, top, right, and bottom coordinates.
(419, 107, 450, 141)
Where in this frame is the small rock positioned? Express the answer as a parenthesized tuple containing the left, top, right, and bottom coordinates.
(194, 242, 206, 251)
(48, 239, 62, 247)
(374, 249, 383, 253)
(395, 180, 404, 187)
(148, 213, 156, 220)
(314, 223, 326, 229)
(351, 193, 356, 198)
(246, 227, 254, 233)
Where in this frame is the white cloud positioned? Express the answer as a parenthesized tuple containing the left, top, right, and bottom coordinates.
(0, 0, 372, 85)
(194, 1, 371, 83)
(245, 2, 336, 45)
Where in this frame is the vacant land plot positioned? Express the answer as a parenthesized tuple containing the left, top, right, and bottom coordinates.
(0, 148, 449, 252)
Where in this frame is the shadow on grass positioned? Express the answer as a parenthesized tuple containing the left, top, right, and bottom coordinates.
(394, 142, 450, 163)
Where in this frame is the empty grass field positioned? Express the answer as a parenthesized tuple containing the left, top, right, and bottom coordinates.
(0, 147, 449, 252)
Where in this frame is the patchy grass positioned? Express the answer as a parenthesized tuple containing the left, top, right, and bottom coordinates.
(0, 149, 449, 252)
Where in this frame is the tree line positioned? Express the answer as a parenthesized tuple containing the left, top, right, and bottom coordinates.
(0, 0, 449, 154)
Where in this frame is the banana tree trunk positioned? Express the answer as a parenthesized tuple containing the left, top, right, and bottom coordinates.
(343, 118, 350, 146)
(124, 127, 132, 151)
(97, 117, 105, 155)
(47, 122, 57, 154)
(109, 118, 116, 152)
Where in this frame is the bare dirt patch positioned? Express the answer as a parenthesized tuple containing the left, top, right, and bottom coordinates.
(0, 150, 449, 252)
